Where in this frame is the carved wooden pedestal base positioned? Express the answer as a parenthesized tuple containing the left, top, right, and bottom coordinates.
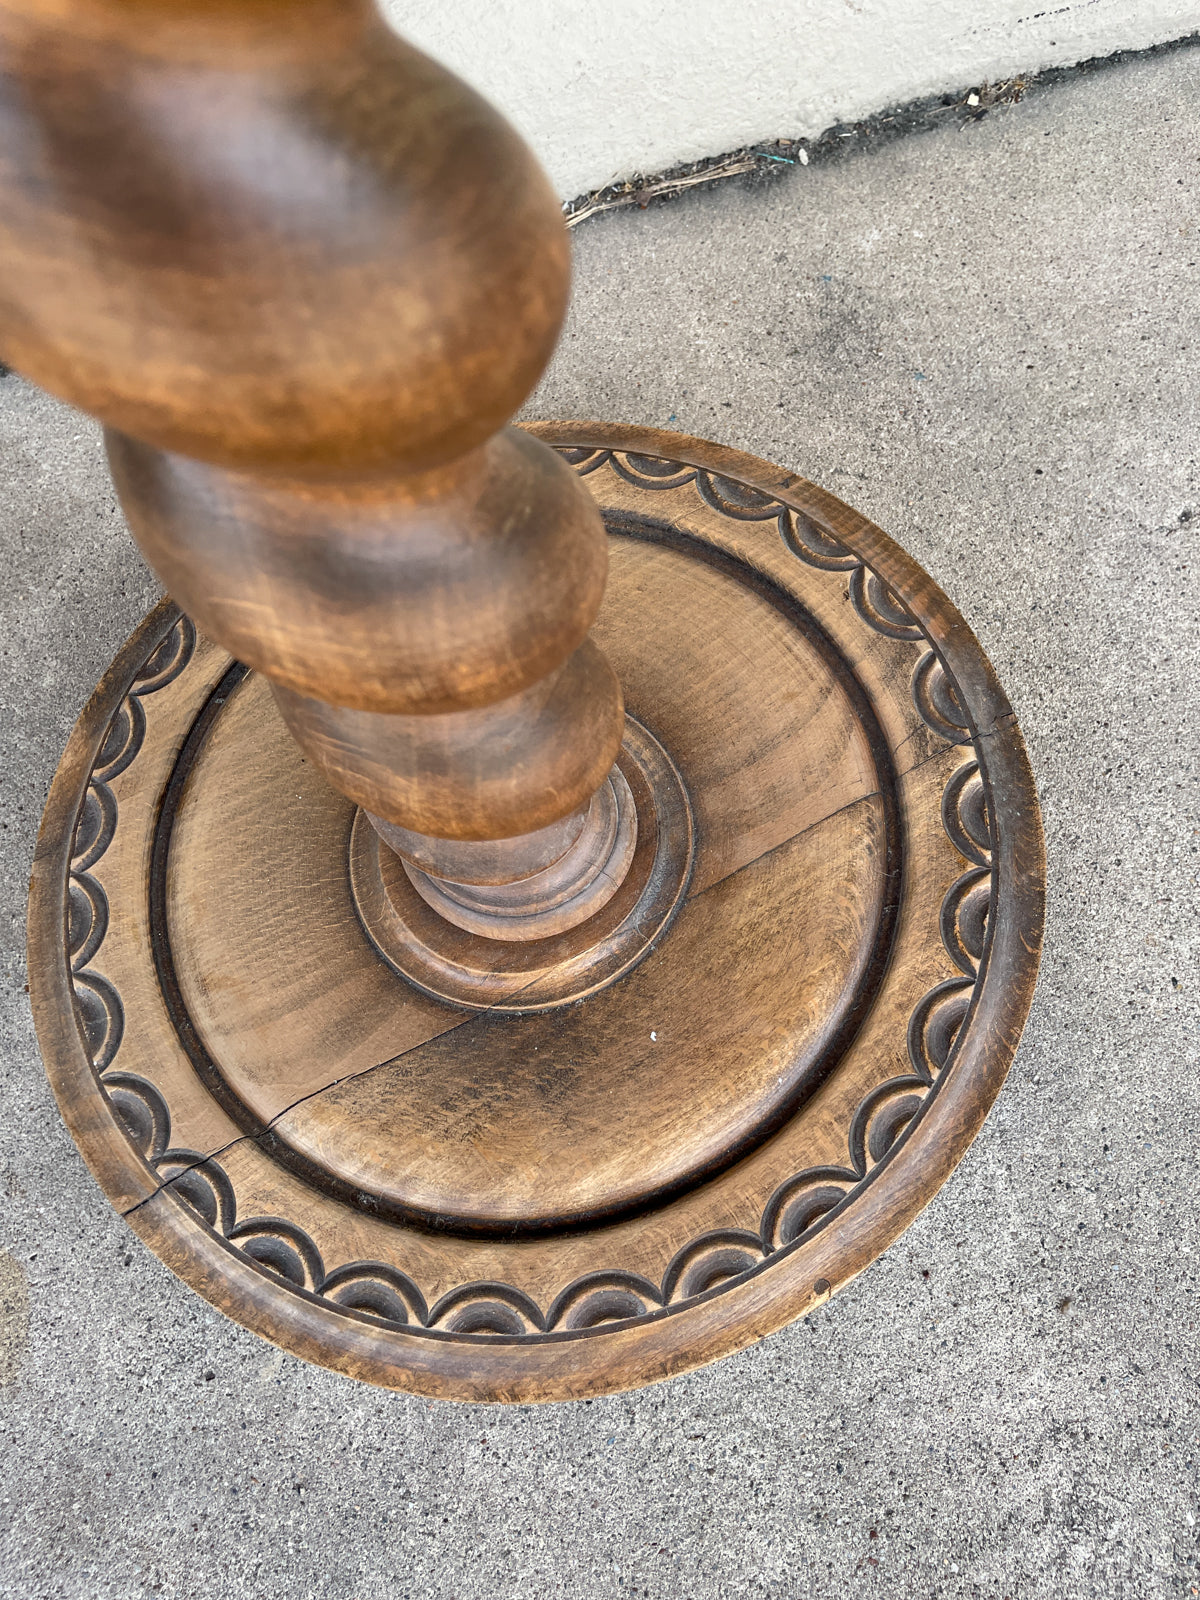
(28, 427, 1044, 1402)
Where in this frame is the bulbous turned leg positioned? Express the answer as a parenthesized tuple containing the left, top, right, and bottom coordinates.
(7, 0, 666, 990)
(106, 415, 658, 965)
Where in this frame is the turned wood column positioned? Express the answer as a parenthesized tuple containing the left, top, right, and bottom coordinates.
(17, 0, 1046, 1403)
(0, 0, 631, 938)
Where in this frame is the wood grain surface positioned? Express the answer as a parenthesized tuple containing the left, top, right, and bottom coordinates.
(0, 0, 635, 930)
(28, 428, 1045, 1401)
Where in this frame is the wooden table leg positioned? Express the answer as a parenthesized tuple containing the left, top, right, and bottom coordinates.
(11, 0, 1044, 1400)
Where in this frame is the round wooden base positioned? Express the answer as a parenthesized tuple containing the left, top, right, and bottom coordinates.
(28, 426, 1044, 1402)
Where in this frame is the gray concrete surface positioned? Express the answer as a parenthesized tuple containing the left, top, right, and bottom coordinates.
(2, 40, 1198, 1600)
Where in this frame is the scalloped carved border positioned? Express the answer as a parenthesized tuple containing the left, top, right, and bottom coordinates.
(68, 451, 994, 1342)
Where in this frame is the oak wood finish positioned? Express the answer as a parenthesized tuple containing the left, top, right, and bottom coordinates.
(28, 428, 1046, 1400)
(270, 640, 623, 842)
(0, 0, 634, 935)
(348, 716, 693, 1006)
(395, 765, 640, 945)
(0, 0, 565, 475)
(11, 0, 1045, 1406)
(106, 428, 608, 716)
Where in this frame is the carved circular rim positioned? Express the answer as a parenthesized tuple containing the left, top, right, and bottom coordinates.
(28, 425, 1044, 1403)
